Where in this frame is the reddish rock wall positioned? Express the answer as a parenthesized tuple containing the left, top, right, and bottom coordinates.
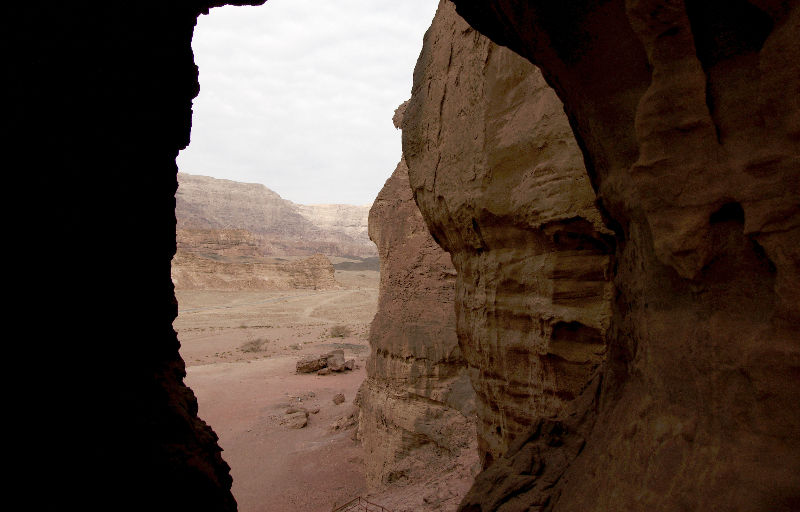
(403, 0, 800, 510)
(403, 0, 613, 467)
(172, 249, 339, 290)
(177, 172, 376, 258)
(359, 122, 478, 509)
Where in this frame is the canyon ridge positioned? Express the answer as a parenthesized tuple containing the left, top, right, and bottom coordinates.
(173, 173, 376, 290)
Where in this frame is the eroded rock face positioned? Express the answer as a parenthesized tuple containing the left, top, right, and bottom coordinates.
(297, 203, 373, 251)
(177, 172, 376, 258)
(402, 0, 799, 510)
(358, 143, 478, 508)
(171, 251, 338, 290)
(403, 0, 613, 467)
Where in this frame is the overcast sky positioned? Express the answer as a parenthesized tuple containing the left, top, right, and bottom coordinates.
(177, 0, 439, 205)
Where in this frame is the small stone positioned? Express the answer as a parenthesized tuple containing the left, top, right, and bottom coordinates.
(344, 359, 355, 371)
(333, 393, 345, 405)
(285, 407, 309, 417)
(283, 411, 308, 429)
(317, 367, 331, 375)
(329, 407, 359, 431)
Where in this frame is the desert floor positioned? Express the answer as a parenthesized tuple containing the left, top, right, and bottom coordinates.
(175, 269, 379, 512)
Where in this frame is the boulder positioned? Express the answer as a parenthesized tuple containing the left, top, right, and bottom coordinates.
(282, 411, 307, 429)
(296, 356, 326, 374)
(326, 350, 346, 372)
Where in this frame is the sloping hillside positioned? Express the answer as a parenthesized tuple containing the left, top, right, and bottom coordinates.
(177, 173, 376, 258)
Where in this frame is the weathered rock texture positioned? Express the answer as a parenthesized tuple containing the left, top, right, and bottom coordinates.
(174, 174, 367, 290)
(296, 349, 354, 374)
(297, 203, 372, 248)
(359, 105, 478, 509)
(177, 172, 375, 258)
(171, 252, 338, 290)
(404, 0, 613, 468)
(177, 228, 263, 259)
(402, 0, 800, 510)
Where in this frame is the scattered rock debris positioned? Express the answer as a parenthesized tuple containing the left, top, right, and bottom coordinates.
(296, 349, 356, 375)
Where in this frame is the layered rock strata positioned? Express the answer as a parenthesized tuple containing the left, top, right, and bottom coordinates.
(177, 172, 375, 258)
(359, 121, 478, 509)
(403, 0, 613, 468)
(176, 228, 262, 259)
(171, 252, 338, 290)
(297, 203, 372, 248)
(403, 0, 800, 510)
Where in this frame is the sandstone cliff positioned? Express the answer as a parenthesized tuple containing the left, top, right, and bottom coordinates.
(402, 1, 800, 510)
(403, 0, 613, 469)
(358, 102, 478, 510)
(171, 252, 338, 291)
(360, 160, 478, 510)
(174, 173, 373, 291)
(177, 172, 376, 258)
(297, 203, 371, 249)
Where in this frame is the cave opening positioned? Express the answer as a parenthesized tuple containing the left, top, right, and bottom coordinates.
(14, 0, 800, 510)
(171, 1, 437, 510)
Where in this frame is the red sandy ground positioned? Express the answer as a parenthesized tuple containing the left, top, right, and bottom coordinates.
(176, 271, 377, 512)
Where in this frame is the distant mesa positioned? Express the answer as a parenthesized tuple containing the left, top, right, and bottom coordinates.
(176, 172, 376, 259)
(173, 173, 377, 290)
(171, 251, 339, 291)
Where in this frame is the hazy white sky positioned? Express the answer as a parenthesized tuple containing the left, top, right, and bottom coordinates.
(178, 0, 439, 205)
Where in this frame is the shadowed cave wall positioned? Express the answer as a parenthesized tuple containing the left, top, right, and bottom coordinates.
(10, 2, 266, 510)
